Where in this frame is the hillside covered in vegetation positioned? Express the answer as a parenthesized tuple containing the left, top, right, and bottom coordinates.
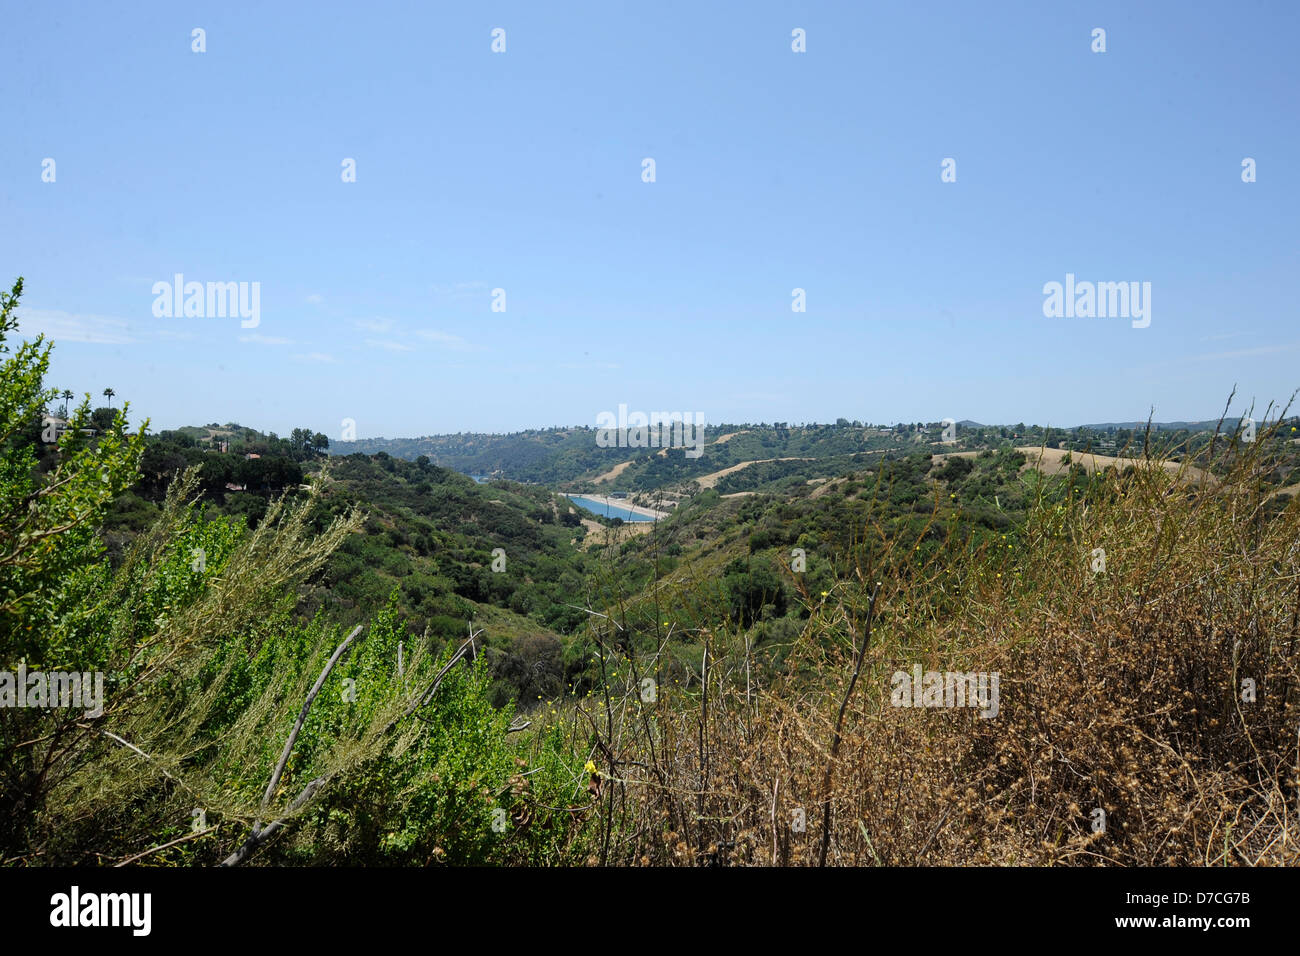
(5, 278, 1300, 867)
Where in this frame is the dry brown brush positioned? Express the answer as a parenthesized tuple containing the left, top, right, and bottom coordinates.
(561, 417, 1300, 866)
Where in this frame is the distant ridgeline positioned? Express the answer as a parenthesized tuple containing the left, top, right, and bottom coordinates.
(328, 418, 1270, 493)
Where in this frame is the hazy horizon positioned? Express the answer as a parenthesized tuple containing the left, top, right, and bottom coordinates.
(168, 405, 1295, 443)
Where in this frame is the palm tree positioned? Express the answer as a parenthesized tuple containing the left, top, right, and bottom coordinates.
(61, 389, 73, 417)
(102, 387, 115, 408)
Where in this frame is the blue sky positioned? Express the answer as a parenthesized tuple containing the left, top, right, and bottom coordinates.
(3, 1, 1297, 439)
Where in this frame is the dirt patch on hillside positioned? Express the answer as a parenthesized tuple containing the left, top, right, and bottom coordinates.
(928, 447, 1214, 485)
(929, 450, 980, 465)
(1268, 482, 1300, 501)
(694, 458, 814, 490)
(1014, 446, 1214, 484)
(578, 518, 656, 549)
(592, 460, 634, 484)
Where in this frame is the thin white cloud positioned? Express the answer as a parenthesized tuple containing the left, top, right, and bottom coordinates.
(365, 338, 414, 352)
(16, 308, 136, 345)
(431, 281, 489, 298)
(355, 318, 394, 333)
(306, 293, 324, 305)
(414, 328, 476, 351)
(1188, 341, 1299, 363)
(293, 351, 337, 363)
(1128, 340, 1300, 377)
(239, 333, 294, 346)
